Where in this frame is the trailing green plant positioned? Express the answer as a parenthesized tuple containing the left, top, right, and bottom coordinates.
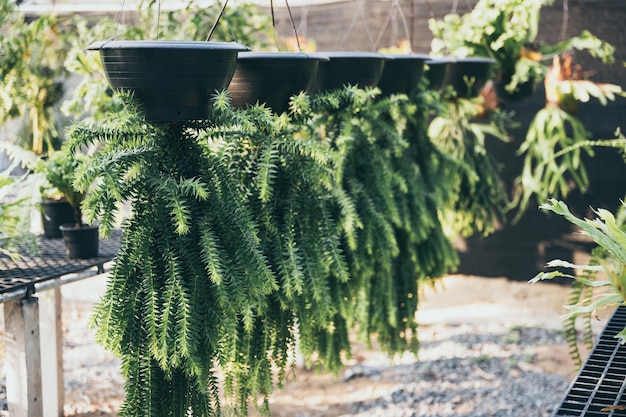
(302, 85, 459, 355)
(69, 97, 280, 416)
(200, 93, 352, 394)
(65, 78, 464, 415)
(427, 93, 511, 236)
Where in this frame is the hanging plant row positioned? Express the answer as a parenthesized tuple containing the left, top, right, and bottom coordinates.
(64, 72, 496, 415)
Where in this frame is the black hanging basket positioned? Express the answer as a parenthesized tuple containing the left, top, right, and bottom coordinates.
(494, 78, 537, 103)
(308, 52, 387, 93)
(424, 58, 451, 91)
(227, 52, 327, 113)
(87, 40, 250, 122)
(442, 57, 496, 98)
(378, 53, 431, 96)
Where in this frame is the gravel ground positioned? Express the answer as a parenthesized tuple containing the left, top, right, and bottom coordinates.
(0, 274, 598, 416)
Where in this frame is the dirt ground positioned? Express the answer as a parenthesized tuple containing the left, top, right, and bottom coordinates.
(55, 273, 602, 417)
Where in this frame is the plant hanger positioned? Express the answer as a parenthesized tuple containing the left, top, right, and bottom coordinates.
(208, 0, 303, 51)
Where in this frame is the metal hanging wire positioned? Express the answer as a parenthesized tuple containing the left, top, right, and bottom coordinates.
(340, 0, 376, 50)
(374, 0, 412, 51)
(112, 0, 127, 39)
(208, 0, 302, 51)
(112, 0, 162, 40)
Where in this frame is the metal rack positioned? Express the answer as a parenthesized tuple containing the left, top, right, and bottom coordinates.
(552, 306, 626, 417)
(0, 232, 121, 417)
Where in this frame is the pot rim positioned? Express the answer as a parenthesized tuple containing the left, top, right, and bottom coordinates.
(237, 51, 330, 61)
(427, 56, 496, 65)
(383, 53, 431, 60)
(86, 40, 250, 52)
(319, 51, 387, 59)
(59, 223, 100, 231)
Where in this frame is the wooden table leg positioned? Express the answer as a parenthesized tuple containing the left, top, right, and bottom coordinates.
(40, 287, 65, 417)
(4, 296, 44, 417)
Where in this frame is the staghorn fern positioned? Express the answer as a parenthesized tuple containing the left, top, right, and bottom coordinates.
(531, 199, 626, 355)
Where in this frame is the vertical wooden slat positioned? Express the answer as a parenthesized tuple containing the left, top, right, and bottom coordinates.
(40, 287, 65, 417)
(4, 296, 44, 417)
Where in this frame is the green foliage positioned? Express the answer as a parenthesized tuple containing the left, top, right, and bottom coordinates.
(512, 116, 626, 220)
(37, 150, 87, 226)
(0, 172, 36, 259)
(429, 0, 550, 92)
(0, 1, 72, 154)
(0, 141, 45, 258)
(67, 83, 463, 416)
(427, 95, 511, 236)
(531, 199, 626, 347)
(429, 0, 615, 95)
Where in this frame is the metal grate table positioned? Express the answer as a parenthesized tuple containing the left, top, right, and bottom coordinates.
(552, 306, 626, 417)
(0, 232, 121, 417)
(0, 230, 121, 297)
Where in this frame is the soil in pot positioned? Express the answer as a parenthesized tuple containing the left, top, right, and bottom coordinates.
(59, 224, 99, 259)
(87, 40, 250, 122)
(41, 199, 75, 238)
(308, 52, 386, 93)
(227, 52, 327, 113)
(378, 54, 430, 96)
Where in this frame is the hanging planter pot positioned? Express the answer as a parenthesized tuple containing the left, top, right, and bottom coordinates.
(227, 52, 328, 113)
(494, 78, 537, 103)
(40, 198, 75, 238)
(378, 53, 431, 96)
(424, 58, 451, 91)
(59, 223, 100, 259)
(443, 57, 496, 98)
(308, 52, 387, 93)
(86, 40, 250, 122)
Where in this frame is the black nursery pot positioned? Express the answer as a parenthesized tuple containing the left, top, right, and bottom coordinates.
(443, 57, 496, 98)
(59, 224, 99, 259)
(308, 52, 387, 93)
(227, 52, 327, 113)
(87, 40, 250, 122)
(40, 199, 75, 238)
(424, 58, 452, 91)
(378, 54, 431, 96)
(494, 78, 536, 103)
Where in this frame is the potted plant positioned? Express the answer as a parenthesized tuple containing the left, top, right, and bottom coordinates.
(531, 195, 626, 366)
(511, 52, 624, 219)
(308, 52, 387, 93)
(377, 53, 431, 96)
(86, 40, 250, 122)
(428, 0, 615, 103)
(227, 51, 328, 113)
(40, 150, 98, 259)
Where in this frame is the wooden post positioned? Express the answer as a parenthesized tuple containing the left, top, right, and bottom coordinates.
(4, 296, 44, 417)
(40, 287, 65, 417)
